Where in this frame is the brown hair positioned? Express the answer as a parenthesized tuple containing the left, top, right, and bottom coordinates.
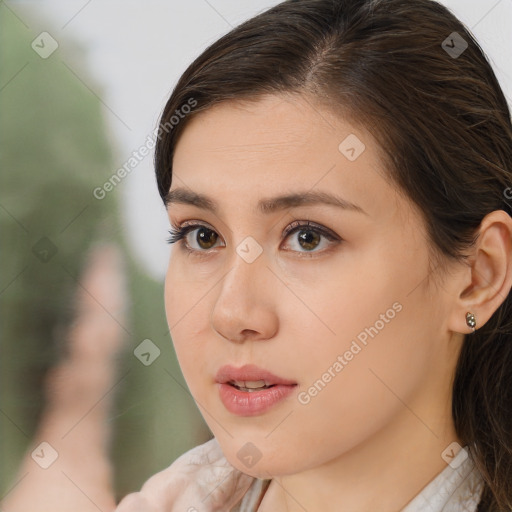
(154, 0, 512, 509)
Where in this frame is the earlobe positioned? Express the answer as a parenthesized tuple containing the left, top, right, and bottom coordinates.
(448, 210, 512, 334)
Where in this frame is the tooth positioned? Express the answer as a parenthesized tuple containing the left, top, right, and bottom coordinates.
(242, 380, 267, 389)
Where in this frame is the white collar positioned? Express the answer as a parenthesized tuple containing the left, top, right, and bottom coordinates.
(400, 446, 484, 512)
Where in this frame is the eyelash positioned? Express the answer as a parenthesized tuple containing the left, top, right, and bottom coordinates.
(166, 220, 341, 257)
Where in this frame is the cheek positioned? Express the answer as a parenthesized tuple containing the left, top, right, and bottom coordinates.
(279, 250, 435, 446)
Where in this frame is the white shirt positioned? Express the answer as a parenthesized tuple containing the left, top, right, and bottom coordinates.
(401, 446, 484, 512)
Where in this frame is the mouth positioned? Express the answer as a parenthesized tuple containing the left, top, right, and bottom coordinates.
(227, 380, 276, 392)
(215, 364, 297, 416)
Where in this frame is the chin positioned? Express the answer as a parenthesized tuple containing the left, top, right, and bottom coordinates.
(218, 439, 302, 480)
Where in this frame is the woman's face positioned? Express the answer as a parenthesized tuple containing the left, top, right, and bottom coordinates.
(165, 93, 463, 477)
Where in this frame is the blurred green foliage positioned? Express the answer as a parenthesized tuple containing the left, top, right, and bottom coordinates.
(0, 6, 210, 500)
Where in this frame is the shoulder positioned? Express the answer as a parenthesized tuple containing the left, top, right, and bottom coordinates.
(116, 438, 257, 511)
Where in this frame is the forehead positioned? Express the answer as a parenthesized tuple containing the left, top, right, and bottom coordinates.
(171, 93, 404, 223)
(175, 93, 347, 165)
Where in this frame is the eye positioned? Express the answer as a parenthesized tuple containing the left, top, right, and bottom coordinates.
(167, 223, 224, 251)
(281, 220, 340, 253)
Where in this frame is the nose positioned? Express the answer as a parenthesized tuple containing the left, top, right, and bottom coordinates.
(210, 247, 279, 344)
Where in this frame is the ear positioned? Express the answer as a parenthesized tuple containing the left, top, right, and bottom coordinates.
(447, 209, 512, 334)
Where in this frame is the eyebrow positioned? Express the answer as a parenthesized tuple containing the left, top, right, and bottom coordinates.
(165, 187, 368, 216)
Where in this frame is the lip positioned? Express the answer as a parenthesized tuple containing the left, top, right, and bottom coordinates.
(215, 364, 297, 386)
(215, 364, 297, 417)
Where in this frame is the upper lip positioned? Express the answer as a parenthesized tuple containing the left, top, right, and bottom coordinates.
(215, 364, 297, 386)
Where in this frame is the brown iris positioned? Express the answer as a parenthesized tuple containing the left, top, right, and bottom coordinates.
(196, 227, 218, 249)
(297, 229, 321, 251)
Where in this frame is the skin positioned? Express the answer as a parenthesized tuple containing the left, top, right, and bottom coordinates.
(164, 92, 512, 511)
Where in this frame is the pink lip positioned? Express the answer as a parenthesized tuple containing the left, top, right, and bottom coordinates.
(215, 364, 297, 386)
(215, 364, 297, 416)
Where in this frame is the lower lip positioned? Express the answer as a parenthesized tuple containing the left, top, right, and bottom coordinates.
(218, 383, 296, 416)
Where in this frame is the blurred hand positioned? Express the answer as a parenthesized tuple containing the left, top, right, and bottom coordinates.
(115, 438, 255, 512)
(1, 243, 127, 512)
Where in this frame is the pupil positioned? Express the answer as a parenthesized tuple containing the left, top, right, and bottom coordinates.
(197, 228, 217, 249)
(298, 230, 320, 250)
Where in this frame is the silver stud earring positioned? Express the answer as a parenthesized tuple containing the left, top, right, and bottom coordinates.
(465, 312, 476, 332)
